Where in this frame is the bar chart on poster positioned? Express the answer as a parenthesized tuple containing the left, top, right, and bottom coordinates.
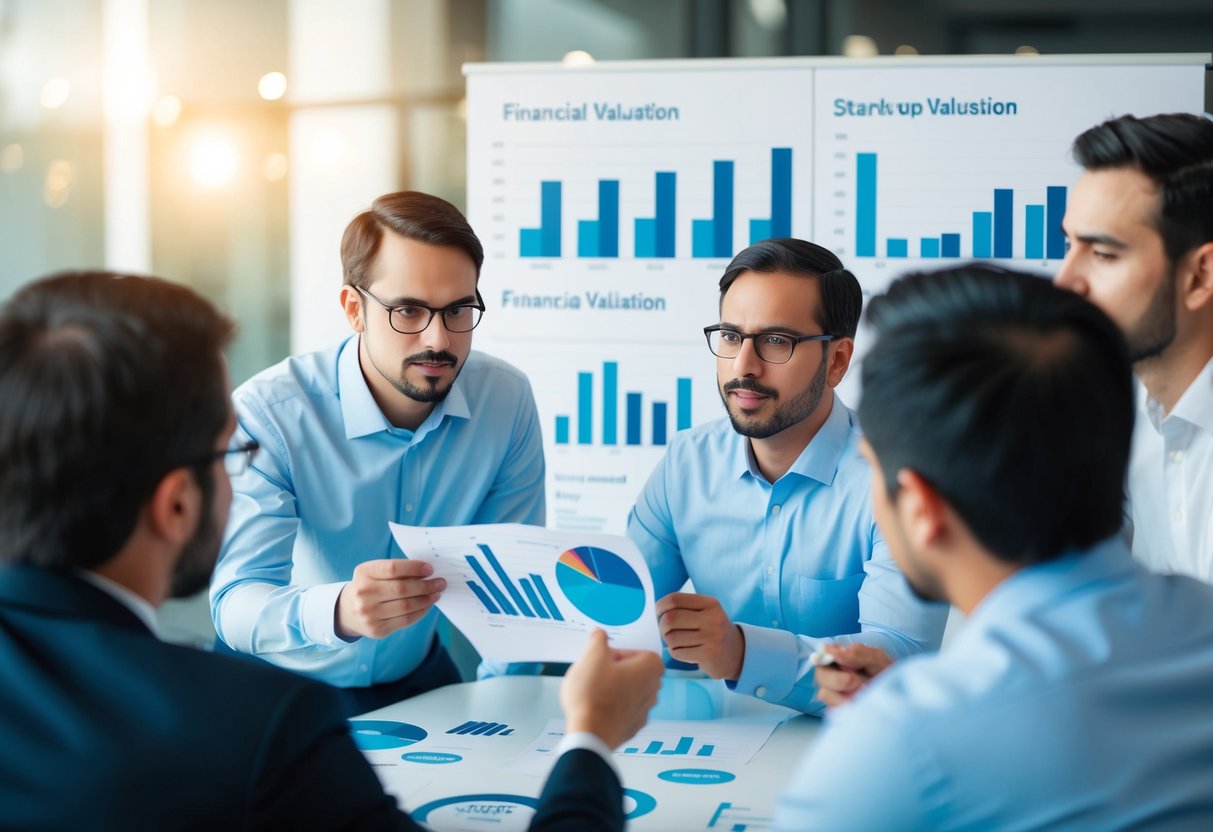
(812, 63, 1204, 291)
(467, 56, 1208, 532)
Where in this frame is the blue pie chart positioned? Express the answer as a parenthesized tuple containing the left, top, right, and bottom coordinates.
(349, 720, 428, 751)
(556, 546, 646, 626)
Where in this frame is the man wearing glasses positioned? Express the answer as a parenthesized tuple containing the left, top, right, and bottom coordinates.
(626, 238, 947, 714)
(210, 191, 545, 713)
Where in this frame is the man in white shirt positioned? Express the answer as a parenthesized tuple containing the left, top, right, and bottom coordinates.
(1055, 113, 1213, 582)
(815, 113, 1213, 706)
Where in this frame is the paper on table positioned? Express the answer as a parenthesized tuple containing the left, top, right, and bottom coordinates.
(509, 715, 789, 776)
(389, 522, 663, 662)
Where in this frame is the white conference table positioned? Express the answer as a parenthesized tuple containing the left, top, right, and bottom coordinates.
(353, 675, 821, 831)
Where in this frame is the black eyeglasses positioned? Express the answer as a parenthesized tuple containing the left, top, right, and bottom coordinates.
(192, 439, 260, 477)
(356, 286, 485, 335)
(703, 325, 835, 365)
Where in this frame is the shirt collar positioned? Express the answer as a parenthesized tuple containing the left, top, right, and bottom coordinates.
(75, 570, 160, 636)
(734, 394, 854, 486)
(963, 536, 1139, 636)
(337, 335, 472, 440)
(1154, 354, 1213, 436)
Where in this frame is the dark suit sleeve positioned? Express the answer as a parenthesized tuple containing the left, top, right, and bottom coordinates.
(246, 682, 421, 831)
(529, 749, 624, 832)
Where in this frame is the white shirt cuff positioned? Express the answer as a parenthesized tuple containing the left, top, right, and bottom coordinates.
(556, 731, 620, 781)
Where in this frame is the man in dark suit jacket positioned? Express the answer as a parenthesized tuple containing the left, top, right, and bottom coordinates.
(0, 271, 663, 831)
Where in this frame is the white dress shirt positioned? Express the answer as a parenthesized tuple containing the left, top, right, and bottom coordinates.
(1127, 355, 1213, 582)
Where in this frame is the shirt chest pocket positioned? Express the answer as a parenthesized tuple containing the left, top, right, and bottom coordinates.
(790, 572, 865, 637)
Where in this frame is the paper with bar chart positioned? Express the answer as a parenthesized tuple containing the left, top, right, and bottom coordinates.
(511, 716, 787, 775)
(811, 63, 1204, 291)
(388, 522, 662, 661)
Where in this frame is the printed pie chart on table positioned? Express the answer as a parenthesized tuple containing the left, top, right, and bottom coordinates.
(348, 720, 428, 751)
(555, 546, 645, 626)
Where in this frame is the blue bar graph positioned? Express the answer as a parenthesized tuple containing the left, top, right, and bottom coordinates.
(578, 180, 619, 257)
(652, 402, 667, 446)
(1025, 204, 1045, 259)
(447, 720, 514, 737)
(1047, 186, 1067, 259)
(623, 736, 715, 757)
(479, 544, 534, 618)
(463, 545, 563, 620)
(677, 378, 692, 430)
(635, 172, 676, 258)
(749, 147, 792, 243)
(520, 182, 561, 257)
(602, 362, 618, 446)
(852, 151, 1067, 261)
(529, 573, 564, 621)
(465, 556, 517, 615)
(994, 189, 1013, 259)
(693, 161, 734, 258)
(577, 372, 592, 445)
(555, 364, 693, 447)
(467, 581, 500, 614)
(519, 578, 549, 620)
(973, 212, 993, 259)
(626, 393, 642, 446)
(856, 153, 877, 257)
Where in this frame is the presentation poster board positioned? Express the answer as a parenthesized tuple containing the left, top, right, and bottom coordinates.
(466, 55, 1209, 534)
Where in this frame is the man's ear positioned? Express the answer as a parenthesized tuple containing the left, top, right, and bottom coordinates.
(340, 285, 365, 333)
(1181, 241, 1213, 313)
(143, 468, 201, 547)
(826, 337, 854, 388)
(894, 468, 947, 550)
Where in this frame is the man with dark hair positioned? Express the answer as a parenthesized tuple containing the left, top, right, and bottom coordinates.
(0, 270, 663, 830)
(1055, 112, 1213, 582)
(777, 265, 1213, 830)
(210, 191, 546, 712)
(626, 238, 946, 714)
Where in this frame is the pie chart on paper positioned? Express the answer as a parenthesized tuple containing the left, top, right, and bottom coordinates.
(349, 720, 428, 751)
(555, 546, 646, 626)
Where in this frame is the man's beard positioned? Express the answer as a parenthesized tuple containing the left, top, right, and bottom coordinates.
(1126, 266, 1177, 364)
(390, 349, 463, 404)
(170, 478, 221, 599)
(719, 354, 828, 440)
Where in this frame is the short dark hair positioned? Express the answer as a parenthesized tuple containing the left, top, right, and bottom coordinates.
(719, 238, 862, 338)
(1072, 113, 1213, 264)
(0, 271, 235, 571)
(340, 191, 485, 289)
(859, 264, 1134, 565)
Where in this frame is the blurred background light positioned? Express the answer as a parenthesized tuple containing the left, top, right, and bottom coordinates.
(258, 71, 288, 101)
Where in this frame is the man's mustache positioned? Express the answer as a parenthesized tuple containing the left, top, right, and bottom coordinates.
(722, 378, 778, 399)
(404, 350, 458, 366)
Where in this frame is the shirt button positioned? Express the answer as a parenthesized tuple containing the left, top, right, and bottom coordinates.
(1170, 450, 1183, 462)
(1174, 510, 1184, 522)
(359, 664, 368, 673)
(771, 504, 781, 515)
(755, 685, 768, 699)
(766, 566, 774, 575)
(771, 619, 779, 627)
(405, 503, 414, 512)
(323, 636, 333, 646)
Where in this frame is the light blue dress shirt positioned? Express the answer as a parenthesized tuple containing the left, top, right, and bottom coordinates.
(627, 397, 947, 714)
(209, 336, 545, 688)
(778, 537, 1213, 830)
